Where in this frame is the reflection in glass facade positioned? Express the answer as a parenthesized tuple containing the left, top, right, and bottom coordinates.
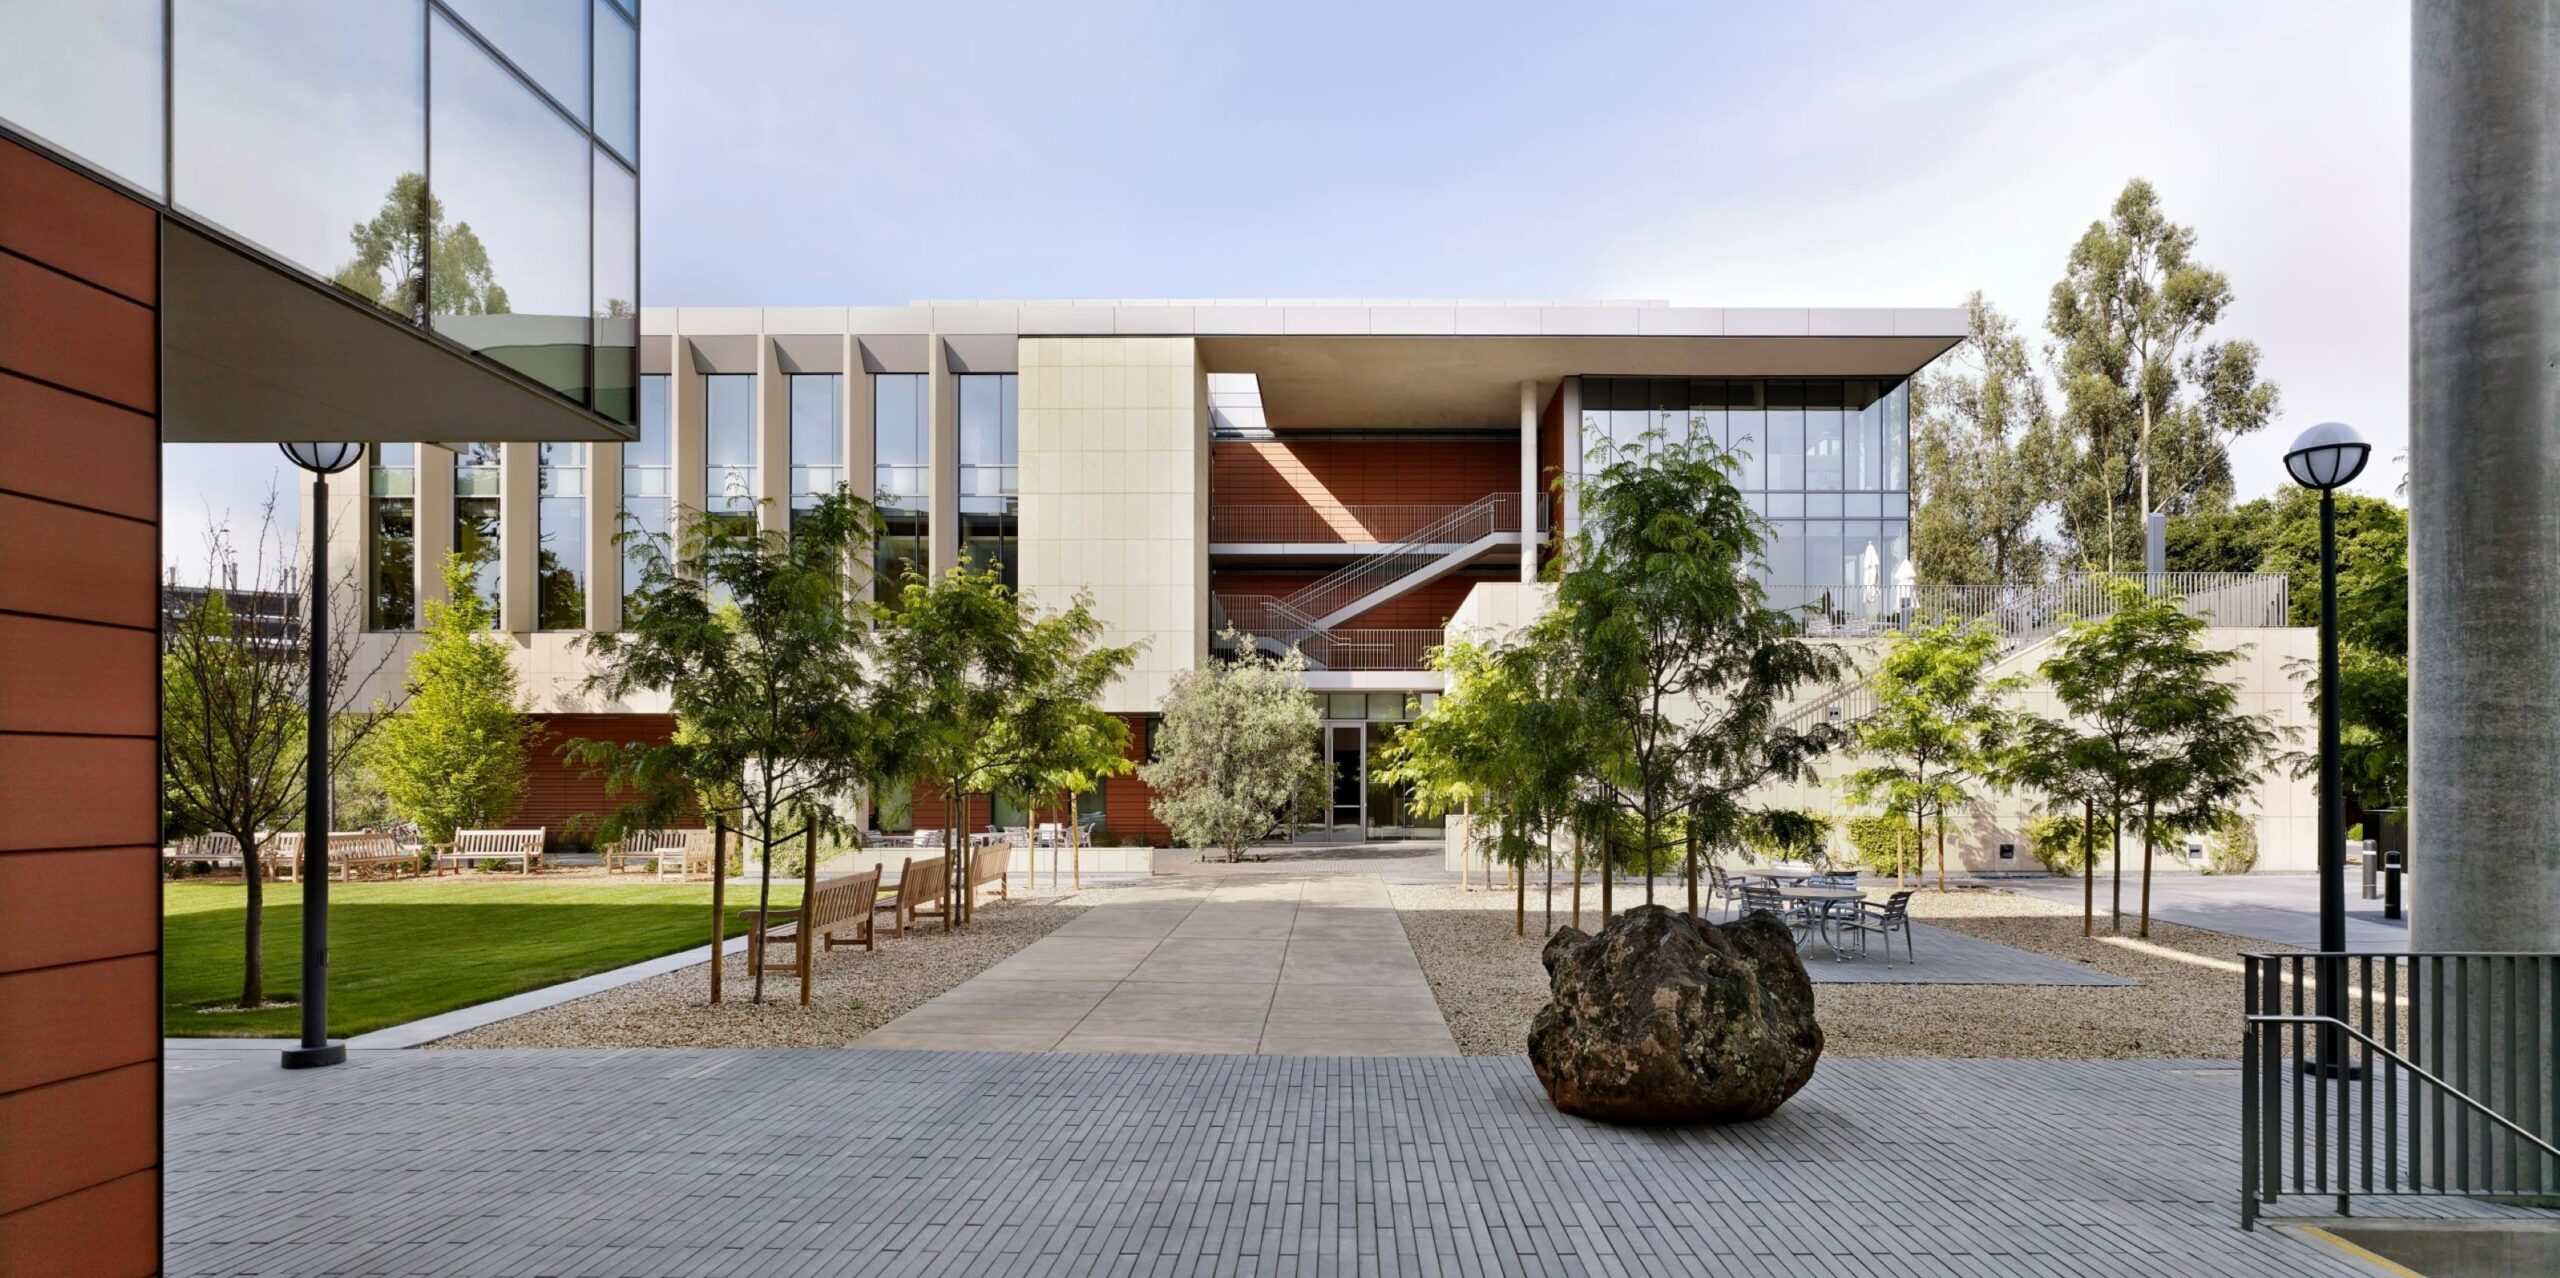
(537, 442, 586, 629)
(172, 1, 423, 322)
(0, 0, 163, 195)
(704, 374, 758, 531)
(874, 373, 928, 607)
(1580, 377, 1913, 620)
(369, 444, 418, 630)
(453, 441, 503, 626)
(959, 373, 1019, 591)
(622, 374, 671, 616)
(2, 1, 639, 426)
(790, 374, 843, 531)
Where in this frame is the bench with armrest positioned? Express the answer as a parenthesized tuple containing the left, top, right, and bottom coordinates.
(604, 828, 691, 874)
(270, 831, 407, 882)
(434, 829, 546, 875)
(163, 833, 259, 876)
(966, 838, 1011, 909)
(739, 866, 883, 974)
(875, 854, 949, 937)
(652, 829, 720, 881)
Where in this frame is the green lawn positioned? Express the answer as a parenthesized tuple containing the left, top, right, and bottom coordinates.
(164, 876, 801, 1038)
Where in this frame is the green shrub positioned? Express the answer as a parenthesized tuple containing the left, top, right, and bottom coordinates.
(1843, 815, 1912, 876)
(1739, 810, 1830, 865)
(2026, 813, 2095, 876)
(2200, 811, 2259, 876)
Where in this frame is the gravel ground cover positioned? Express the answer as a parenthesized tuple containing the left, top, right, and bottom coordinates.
(1390, 877, 2289, 1059)
(434, 886, 1099, 1049)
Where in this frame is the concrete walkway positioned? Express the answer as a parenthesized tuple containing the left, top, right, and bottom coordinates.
(1991, 872, 2412, 951)
(860, 874, 1460, 1056)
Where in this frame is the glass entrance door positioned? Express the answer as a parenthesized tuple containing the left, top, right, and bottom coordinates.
(1327, 723, 1365, 833)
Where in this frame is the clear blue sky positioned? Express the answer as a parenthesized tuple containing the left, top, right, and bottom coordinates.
(166, 0, 2410, 575)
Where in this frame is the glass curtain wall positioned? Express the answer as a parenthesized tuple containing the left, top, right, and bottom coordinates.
(958, 373, 1019, 590)
(1580, 377, 1912, 622)
(2, 1, 641, 427)
(789, 374, 844, 531)
(452, 441, 503, 625)
(873, 373, 928, 607)
(537, 442, 586, 628)
(621, 373, 671, 617)
(368, 443, 418, 630)
(703, 374, 757, 533)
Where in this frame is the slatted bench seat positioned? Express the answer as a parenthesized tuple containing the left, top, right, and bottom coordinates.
(966, 838, 1011, 909)
(434, 828, 546, 875)
(269, 831, 407, 882)
(162, 833, 251, 876)
(740, 866, 883, 974)
(876, 853, 949, 937)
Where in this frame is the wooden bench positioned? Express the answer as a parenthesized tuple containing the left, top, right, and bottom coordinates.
(162, 833, 249, 876)
(654, 829, 721, 881)
(605, 828, 690, 874)
(270, 831, 407, 882)
(966, 838, 1011, 909)
(875, 854, 949, 937)
(740, 866, 882, 966)
(435, 829, 546, 875)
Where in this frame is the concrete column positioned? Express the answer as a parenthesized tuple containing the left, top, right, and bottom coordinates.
(845, 335, 876, 594)
(588, 437, 622, 633)
(927, 334, 960, 574)
(2410, 0, 2560, 953)
(671, 339, 707, 535)
(1520, 379, 1539, 584)
(416, 442, 454, 609)
(498, 442, 538, 633)
(756, 337, 789, 535)
(1560, 377, 1583, 544)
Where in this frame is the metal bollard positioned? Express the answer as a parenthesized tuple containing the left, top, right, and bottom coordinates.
(2358, 838, 2379, 900)
(2381, 848, 2403, 921)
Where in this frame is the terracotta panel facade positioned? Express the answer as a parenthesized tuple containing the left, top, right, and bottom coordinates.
(512, 713, 680, 845)
(1212, 438, 1516, 542)
(0, 135, 160, 1271)
(1212, 570, 1495, 631)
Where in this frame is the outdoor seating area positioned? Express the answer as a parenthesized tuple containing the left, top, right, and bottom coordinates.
(1717, 863, 1916, 964)
(432, 829, 548, 876)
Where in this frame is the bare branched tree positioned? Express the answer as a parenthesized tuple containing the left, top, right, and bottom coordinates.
(162, 488, 405, 1009)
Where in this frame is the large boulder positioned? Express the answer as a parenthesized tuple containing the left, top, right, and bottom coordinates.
(1527, 904, 1822, 1123)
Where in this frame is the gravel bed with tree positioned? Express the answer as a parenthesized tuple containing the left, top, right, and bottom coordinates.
(1391, 878, 2286, 1059)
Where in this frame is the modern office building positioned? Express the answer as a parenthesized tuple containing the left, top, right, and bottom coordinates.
(0, 2, 639, 1268)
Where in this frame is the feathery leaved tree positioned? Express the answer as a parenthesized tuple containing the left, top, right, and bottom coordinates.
(1142, 633, 1329, 863)
(371, 554, 530, 845)
(1911, 293, 2068, 585)
(162, 498, 401, 1009)
(1839, 617, 2021, 891)
(2048, 178, 2278, 568)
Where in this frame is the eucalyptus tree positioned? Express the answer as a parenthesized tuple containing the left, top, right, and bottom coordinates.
(1911, 293, 2067, 585)
(1141, 633, 1329, 863)
(2048, 178, 2279, 567)
(877, 563, 1137, 922)
(1838, 616, 2021, 890)
(571, 490, 910, 1001)
(1553, 432, 1844, 922)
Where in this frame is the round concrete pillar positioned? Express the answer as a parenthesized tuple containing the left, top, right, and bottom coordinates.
(2409, 0, 2560, 952)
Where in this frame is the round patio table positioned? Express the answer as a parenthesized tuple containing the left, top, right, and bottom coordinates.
(1769, 885, 1863, 958)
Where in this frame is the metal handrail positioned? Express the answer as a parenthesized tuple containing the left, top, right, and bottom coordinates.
(1210, 502, 1507, 545)
(2247, 1014, 2560, 1157)
(1275, 491, 1522, 627)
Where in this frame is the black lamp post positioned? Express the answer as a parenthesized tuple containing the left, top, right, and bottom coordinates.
(277, 440, 364, 1069)
(2283, 420, 2370, 1076)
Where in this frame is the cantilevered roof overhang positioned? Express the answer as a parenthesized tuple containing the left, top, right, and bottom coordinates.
(161, 222, 635, 444)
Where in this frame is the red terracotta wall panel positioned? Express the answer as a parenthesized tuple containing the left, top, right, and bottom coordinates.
(1212, 571, 1491, 631)
(0, 1168, 158, 1278)
(1101, 713, 1169, 843)
(0, 374, 158, 520)
(0, 614, 156, 737)
(1211, 439, 1518, 541)
(0, 848, 156, 974)
(0, 956, 158, 1095)
(0, 735, 158, 853)
(512, 713, 680, 844)
(0, 138, 157, 304)
(0, 495, 157, 628)
(0, 1063, 156, 1216)
(0, 253, 156, 412)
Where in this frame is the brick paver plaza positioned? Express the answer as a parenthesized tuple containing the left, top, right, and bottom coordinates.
(165, 1046, 2399, 1276)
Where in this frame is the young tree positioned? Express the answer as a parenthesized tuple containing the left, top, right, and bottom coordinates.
(2048, 178, 2279, 568)
(877, 563, 1137, 921)
(1911, 293, 2068, 585)
(329, 172, 510, 322)
(1838, 617, 2021, 890)
(573, 491, 909, 1001)
(1027, 711, 1135, 890)
(2005, 715, 2118, 937)
(1553, 433, 1844, 920)
(162, 500, 401, 1010)
(371, 555, 532, 845)
(2033, 577, 2279, 935)
(1142, 633, 1329, 863)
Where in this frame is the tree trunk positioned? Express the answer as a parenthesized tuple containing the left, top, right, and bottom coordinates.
(2109, 805, 2125, 934)
(2080, 798, 2096, 939)
(709, 818, 727, 1005)
(1570, 828, 1583, 930)
(1600, 829, 1614, 926)
(1544, 821, 1556, 937)
(1935, 808, 1947, 893)
(1514, 842, 1525, 936)
(1907, 810, 1924, 888)
(239, 830, 266, 1008)
(943, 784, 958, 932)
(1684, 815, 1700, 919)
(1071, 806, 1082, 891)
(2138, 798, 2155, 939)
(1459, 799, 1470, 892)
(751, 815, 776, 1004)
(1642, 800, 1656, 907)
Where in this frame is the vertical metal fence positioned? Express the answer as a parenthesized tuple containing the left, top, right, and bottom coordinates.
(2240, 951, 2560, 1228)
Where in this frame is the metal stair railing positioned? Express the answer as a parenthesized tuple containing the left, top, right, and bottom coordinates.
(2241, 950, 2560, 1229)
(1274, 491, 1522, 629)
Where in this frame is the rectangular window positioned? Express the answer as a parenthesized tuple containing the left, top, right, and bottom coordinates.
(1687, 379, 1725, 454)
(622, 373, 671, 617)
(1726, 380, 1764, 489)
(959, 373, 1019, 591)
(453, 441, 503, 627)
(704, 373, 757, 530)
(537, 442, 586, 629)
(1846, 379, 1882, 491)
(1803, 380, 1843, 491)
(790, 373, 844, 529)
(1882, 378, 1910, 492)
(873, 373, 928, 606)
(368, 443, 417, 630)
(1766, 381, 1805, 490)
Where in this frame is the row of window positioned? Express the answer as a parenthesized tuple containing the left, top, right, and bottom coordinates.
(364, 369, 1023, 630)
(2, 1, 642, 425)
(1579, 377, 1911, 494)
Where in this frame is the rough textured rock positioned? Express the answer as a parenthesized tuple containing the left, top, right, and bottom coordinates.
(1528, 904, 1822, 1123)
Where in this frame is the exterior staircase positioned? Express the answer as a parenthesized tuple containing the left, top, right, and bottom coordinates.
(1214, 491, 1530, 671)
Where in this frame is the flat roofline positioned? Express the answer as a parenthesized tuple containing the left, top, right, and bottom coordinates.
(639, 301, 1969, 343)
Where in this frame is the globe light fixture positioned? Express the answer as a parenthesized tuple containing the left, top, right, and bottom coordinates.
(2284, 420, 2367, 1078)
(274, 441, 364, 1068)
